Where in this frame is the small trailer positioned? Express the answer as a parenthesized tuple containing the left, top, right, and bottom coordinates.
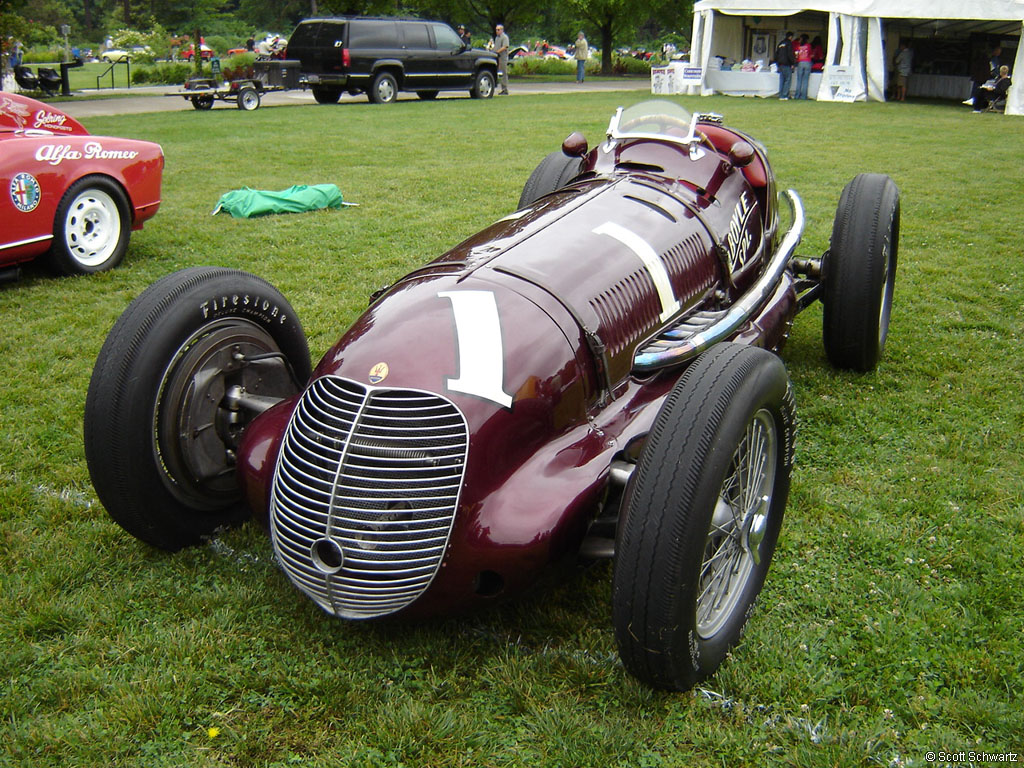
(171, 60, 303, 111)
(173, 77, 277, 111)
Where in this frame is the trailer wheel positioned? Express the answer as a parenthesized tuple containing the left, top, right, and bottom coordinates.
(190, 94, 214, 110)
(237, 87, 260, 111)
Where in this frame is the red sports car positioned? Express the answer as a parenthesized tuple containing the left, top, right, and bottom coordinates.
(0, 93, 163, 279)
(85, 101, 898, 691)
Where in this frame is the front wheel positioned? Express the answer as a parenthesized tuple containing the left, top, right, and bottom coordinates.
(48, 175, 131, 275)
(470, 70, 495, 99)
(821, 173, 900, 371)
(368, 71, 398, 104)
(84, 267, 311, 551)
(612, 344, 796, 691)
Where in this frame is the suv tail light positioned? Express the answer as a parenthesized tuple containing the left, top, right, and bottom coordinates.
(342, 48, 350, 67)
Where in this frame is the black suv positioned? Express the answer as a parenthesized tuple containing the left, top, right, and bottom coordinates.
(285, 16, 499, 104)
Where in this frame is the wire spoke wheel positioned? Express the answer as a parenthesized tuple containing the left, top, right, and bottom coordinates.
(696, 409, 777, 638)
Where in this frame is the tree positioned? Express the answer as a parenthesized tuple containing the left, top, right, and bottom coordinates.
(567, 0, 689, 74)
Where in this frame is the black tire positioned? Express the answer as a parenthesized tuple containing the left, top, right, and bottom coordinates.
(84, 267, 311, 551)
(368, 71, 398, 104)
(190, 94, 214, 110)
(417, 90, 439, 100)
(470, 70, 495, 99)
(612, 343, 796, 691)
(517, 151, 584, 209)
(47, 175, 131, 275)
(311, 85, 341, 104)
(237, 86, 260, 111)
(821, 173, 900, 372)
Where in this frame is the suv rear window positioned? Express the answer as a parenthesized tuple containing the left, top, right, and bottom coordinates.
(288, 22, 319, 47)
(350, 21, 396, 48)
(401, 23, 431, 49)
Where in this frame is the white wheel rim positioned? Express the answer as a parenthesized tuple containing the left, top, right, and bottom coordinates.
(696, 408, 777, 639)
(378, 79, 395, 101)
(242, 90, 258, 109)
(64, 188, 121, 267)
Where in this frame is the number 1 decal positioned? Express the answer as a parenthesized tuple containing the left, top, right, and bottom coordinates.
(593, 222, 680, 322)
(438, 290, 514, 409)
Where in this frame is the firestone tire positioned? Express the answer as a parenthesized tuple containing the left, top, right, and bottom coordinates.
(48, 175, 131, 275)
(84, 267, 311, 551)
(612, 344, 796, 691)
(312, 86, 342, 104)
(470, 70, 495, 99)
(822, 173, 900, 372)
(237, 86, 260, 111)
(368, 71, 398, 104)
(517, 151, 583, 209)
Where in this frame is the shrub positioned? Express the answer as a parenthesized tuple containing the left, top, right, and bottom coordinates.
(508, 56, 575, 76)
(130, 61, 194, 85)
(610, 54, 652, 75)
(23, 49, 63, 64)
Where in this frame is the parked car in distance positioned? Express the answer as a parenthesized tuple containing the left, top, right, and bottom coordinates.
(182, 43, 215, 61)
(285, 16, 498, 104)
(510, 41, 569, 60)
(0, 92, 163, 280)
(100, 45, 151, 62)
(84, 100, 899, 691)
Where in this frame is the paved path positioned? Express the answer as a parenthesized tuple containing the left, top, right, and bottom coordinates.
(59, 79, 652, 118)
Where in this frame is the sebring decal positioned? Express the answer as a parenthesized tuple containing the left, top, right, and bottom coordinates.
(35, 142, 139, 166)
(437, 290, 513, 409)
(593, 221, 680, 322)
(723, 190, 755, 273)
(368, 362, 390, 384)
(10, 173, 42, 213)
(32, 109, 72, 133)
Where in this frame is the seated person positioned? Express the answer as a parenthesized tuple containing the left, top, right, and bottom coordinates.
(973, 65, 1011, 112)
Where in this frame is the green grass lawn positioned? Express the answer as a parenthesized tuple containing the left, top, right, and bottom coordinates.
(1, 93, 1022, 767)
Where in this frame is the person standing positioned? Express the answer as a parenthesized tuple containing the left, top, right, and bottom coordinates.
(893, 41, 913, 101)
(493, 23, 509, 95)
(775, 32, 795, 99)
(574, 31, 589, 83)
(794, 34, 812, 99)
(457, 25, 472, 47)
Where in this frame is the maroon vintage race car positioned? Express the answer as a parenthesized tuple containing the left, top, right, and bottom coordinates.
(84, 100, 899, 691)
(0, 92, 163, 281)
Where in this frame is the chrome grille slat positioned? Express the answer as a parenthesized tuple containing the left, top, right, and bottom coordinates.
(270, 375, 468, 619)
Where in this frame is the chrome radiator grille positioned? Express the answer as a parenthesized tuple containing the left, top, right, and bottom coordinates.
(270, 375, 468, 619)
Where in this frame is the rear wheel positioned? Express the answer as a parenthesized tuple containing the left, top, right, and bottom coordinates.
(312, 85, 342, 104)
(821, 173, 900, 371)
(84, 267, 311, 551)
(190, 94, 214, 110)
(612, 344, 795, 691)
(237, 86, 260, 110)
(470, 70, 495, 99)
(48, 175, 131, 275)
(368, 71, 398, 104)
(518, 151, 584, 209)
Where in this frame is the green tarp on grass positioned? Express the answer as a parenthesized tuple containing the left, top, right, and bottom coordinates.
(212, 184, 352, 218)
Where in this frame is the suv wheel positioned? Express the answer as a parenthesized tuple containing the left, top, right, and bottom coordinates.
(312, 85, 342, 104)
(470, 70, 495, 99)
(369, 71, 398, 104)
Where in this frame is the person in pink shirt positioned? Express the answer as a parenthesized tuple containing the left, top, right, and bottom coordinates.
(794, 34, 813, 99)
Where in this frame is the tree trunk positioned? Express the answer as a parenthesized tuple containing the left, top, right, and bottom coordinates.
(600, 23, 614, 75)
(194, 28, 202, 75)
(122, 0, 131, 27)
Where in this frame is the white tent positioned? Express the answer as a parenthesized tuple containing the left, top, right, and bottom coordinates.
(690, 0, 1024, 114)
